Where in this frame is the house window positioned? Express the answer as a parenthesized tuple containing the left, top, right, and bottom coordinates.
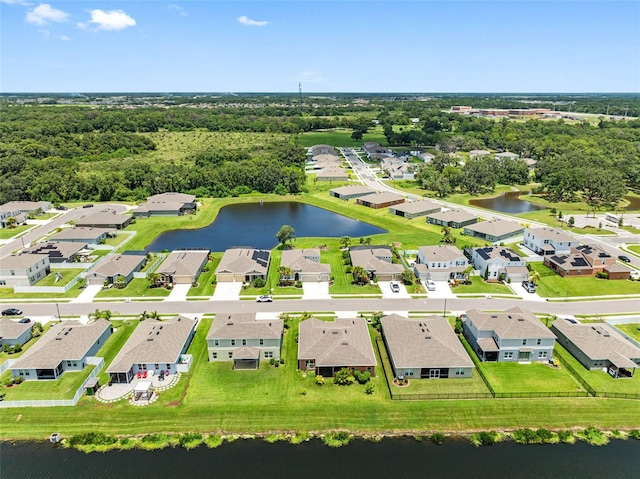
(214, 339, 219, 346)
(154, 364, 159, 369)
(405, 369, 414, 376)
(67, 361, 72, 366)
(264, 351, 273, 358)
(536, 339, 542, 345)
(0, 280, 5, 286)
(522, 339, 527, 346)
(212, 352, 217, 359)
(231, 339, 236, 346)
(228, 352, 233, 359)
(242, 339, 247, 346)
(504, 352, 514, 359)
(139, 364, 147, 370)
(539, 351, 548, 358)
(259, 339, 264, 346)
(455, 368, 465, 376)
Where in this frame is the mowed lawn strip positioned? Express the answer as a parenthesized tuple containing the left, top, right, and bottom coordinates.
(614, 323, 640, 343)
(453, 276, 514, 295)
(94, 278, 170, 298)
(530, 263, 640, 297)
(0, 366, 95, 401)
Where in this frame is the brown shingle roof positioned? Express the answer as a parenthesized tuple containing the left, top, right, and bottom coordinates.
(92, 254, 146, 278)
(418, 245, 465, 263)
(358, 192, 404, 206)
(207, 312, 283, 340)
(158, 250, 209, 277)
(349, 247, 404, 276)
(390, 200, 440, 215)
(427, 209, 476, 224)
(1, 253, 49, 270)
(0, 319, 32, 341)
(281, 249, 330, 275)
(465, 307, 556, 340)
(464, 219, 523, 237)
(50, 227, 113, 241)
(216, 248, 270, 275)
(298, 317, 376, 367)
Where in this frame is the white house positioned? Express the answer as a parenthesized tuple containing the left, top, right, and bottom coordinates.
(523, 227, 579, 256)
(471, 246, 528, 283)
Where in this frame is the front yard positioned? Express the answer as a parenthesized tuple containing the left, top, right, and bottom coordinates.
(530, 262, 640, 297)
(453, 276, 514, 295)
(0, 225, 32, 240)
(94, 278, 170, 298)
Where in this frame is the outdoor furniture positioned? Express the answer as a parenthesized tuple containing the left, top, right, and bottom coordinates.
(165, 370, 169, 376)
(136, 372, 142, 379)
(143, 371, 147, 379)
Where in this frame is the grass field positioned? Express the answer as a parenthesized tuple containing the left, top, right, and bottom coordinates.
(187, 258, 220, 297)
(296, 126, 388, 148)
(95, 320, 139, 385)
(479, 361, 583, 394)
(94, 278, 170, 298)
(614, 323, 640, 343)
(627, 245, 640, 256)
(38, 268, 85, 287)
(0, 281, 83, 299)
(103, 233, 130, 248)
(530, 263, 640, 298)
(453, 276, 513, 295)
(0, 366, 95, 401)
(0, 225, 32, 240)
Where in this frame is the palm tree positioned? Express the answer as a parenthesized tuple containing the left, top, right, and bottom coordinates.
(462, 265, 475, 284)
(339, 236, 351, 249)
(441, 226, 455, 244)
(351, 266, 369, 285)
(529, 270, 541, 285)
(278, 266, 294, 286)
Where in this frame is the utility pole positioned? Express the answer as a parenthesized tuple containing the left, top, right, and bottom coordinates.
(298, 83, 302, 115)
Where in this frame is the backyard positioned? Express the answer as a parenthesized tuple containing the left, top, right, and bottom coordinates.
(38, 268, 85, 287)
(615, 323, 640, 343)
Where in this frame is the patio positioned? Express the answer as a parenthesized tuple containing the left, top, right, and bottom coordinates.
(95, 371, 181, 404)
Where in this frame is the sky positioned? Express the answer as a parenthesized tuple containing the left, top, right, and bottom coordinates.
(1, 0, 639, 93)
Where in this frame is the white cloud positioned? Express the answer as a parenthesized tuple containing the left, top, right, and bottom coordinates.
(85, 9, 136, 31)
(237, 15, 269, 27)
(60, 35, 70, 41)
(26, 3, 68, 25)
(1, 0, 33, 5)
(168, 4, 188, 17)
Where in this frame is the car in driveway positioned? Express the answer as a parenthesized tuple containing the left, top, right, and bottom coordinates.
(522, 281, 536, 293)
(390, 281, 400, 293)
(256, 295, 273, 302)
(618, 255, 632, 263)
(2, 308, 22, 316)
(425, 280, 436, 291)
(19, 317, 31, 323)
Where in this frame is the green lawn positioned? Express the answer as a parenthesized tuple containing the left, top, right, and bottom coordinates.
(555, 344, 640, 395)
(188, 257, 220, 297)
(531, 263, 640, 298)
(94, 278, 170, 298)
(0, 225, 31, 239)
(38, 268, 85, 287)
(1, 366, 95, 401)
(614, 323, 640, 343)
(0, 281, 84, 299)
(140, 253, 165, 273)
(103, 233, 131, 248)
(479, 361, 583, 395)
(627, 245, 640, 256)
(453, 276, 513, 295)
(95, 320, 139, 385)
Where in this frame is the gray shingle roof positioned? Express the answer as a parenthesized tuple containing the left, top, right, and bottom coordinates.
(427, 209, 476, 223)
(358, 192, 404, 206)
(216, 248, 270, 275)
(92, 254, 146, 278)
(349, 246, 404, 276)
(76, 211, 131, 227)
(23, 242, 86, 260)
(330, 185, 374, 196)
(381, 314, 474, 369)
(465, 307, 556, 340)
(158, 250, 209, 277)
(464, 219, 523, 237)
(390, 200, 440, 215)
(0, 319, 32, 341)
(1, 253, 49, 270)
(281, 249, 330, 275)
(207, 312, 283, 340)
(11, 319, 110, 370)
(418, 245, 465, 263)
(525, 227, 575, 244)
(107, 316, 195, 373)
(50, 227, 113, 241)
(298, 317, 376, 367)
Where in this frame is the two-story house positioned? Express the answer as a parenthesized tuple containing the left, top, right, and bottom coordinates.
(206, 313, 283, 369)
(470, 246, 528, 282)
(0, 254, 50, 287)
(463, 307, 556, 362)
(414, 245, 468, 281)
(523, 227, 578, 256)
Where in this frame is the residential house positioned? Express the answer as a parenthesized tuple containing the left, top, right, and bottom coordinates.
(463, 219, 524, 243)
(426, 209, 478, 228)
(107, 316, 196, 383)
(133, 192, 197, 218)
(469, 150, 491, 158)
(551, 319, 640, 378)
(356, 192, 405, 209)
(544, 244, 630, 280)
(0, 254, 50, 287)
(206, 312, 283, 369)
(363, 142, 393, 160)
(380, 157, 415, 180)
(329, 185, 375, 200)
(544, 253, 594, 278)
(349, 245, 404, 281)
(0, 201, 51, 228)
(417, 151, 435, 162)
(0, 319, 33, 347)
(495, 152, 519, 161)
(216, 248, 270, 283)
(389, 200, 440, 219)
(75, 209, 133, 230)
(523, 227, 579, 256)
(49, 227, 114, 245)
(315, 167, 349, 182)
(280, 248, 331, 282)
(380, 314, 474, 379)
(414, 245, 468, 281)
(22, 241, 86, 264)
(86, 254, 147, 286)
(297, 317, 376, 377)
(463, 307, 556, 362)
(309, 144, 338, 157)
(471, 246, 528, 282)
(155, 249, 210, 286)
(11, 319, 112, 380)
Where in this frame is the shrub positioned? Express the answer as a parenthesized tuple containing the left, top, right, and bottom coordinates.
(315, 375, 325, 386)
(345, 265, 352, 273)
(178, 433, 203, 450)
(557, 430, 574, 443)
(577, 427, 609, 446)
(595, 271, 609, 279)
(333, 368, 356, 385)
(279, 358, 285, 364)
(454, 317, 463, 334)
(354, 370, 371, 384)
(429, 433, 445, 445)
(295, 280, 302, 288)
(629, 430, 640, 440)
(69, 432, 117, 447)
(252, 277, 265, 288)
(471, 430, 499, 446)
(401, 269, 414, 285)
(12, 343, 22, 353)
(299, 389, 307, 396)
(4, 378, 15, 387)
(269, 358, 275, 366)
(2, 344, 10, 353)
(365, 383, 375, 395)
(205, 435, 224, 448)
(323, 431, 351, 447)
(13, 376, 23, 385)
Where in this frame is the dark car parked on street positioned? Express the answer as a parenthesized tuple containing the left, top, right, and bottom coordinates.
(2, 308, 23, 316)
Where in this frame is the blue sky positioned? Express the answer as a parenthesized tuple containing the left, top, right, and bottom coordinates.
(1, 1, 639, 93)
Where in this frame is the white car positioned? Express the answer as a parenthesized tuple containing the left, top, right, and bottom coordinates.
(256, 295, 273, 303)
(425, 280, 436, 291)
(390, 281, 400, 293)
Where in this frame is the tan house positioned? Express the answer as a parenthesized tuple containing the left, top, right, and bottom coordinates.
(356, 192, 405, 209)
(280, 248, 330, 282)
(75, 210, 133, 230)
(86, 254, 146, 286)
(329, 185, 375, 200)
(315, 167, 349, 182)
(381, 314, 474, 379)
(216, 248, 270, 283)
(389, 200, 440, 219)
(206, 312, 283, 369)
(297, 317, 376, 377)
(349, 246, 404, 281)
(414, 245, 468, 281)
(426, 209, 478, 228)
(0, 254, 50, 287)
(463, 219, 524, 243)
(156, 250, 210, 286)
(133, 192, 197, 218)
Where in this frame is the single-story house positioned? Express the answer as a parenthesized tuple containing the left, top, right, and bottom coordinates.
(329, 185, 375, 200)
(551, 319, 640, 378)
(155, 249, 210, 286)
(356, 192, 405, 209)
(463, 219, 524, 243)
(49, 227, 114, 245)
(206, 312, 283, 369)
(349, 245, 404, 281)
(544, 244, 631, 280)
(469, 150, 491, 158)
(11, 319, 112, 380)
(86, 254, 147, 286)
(0, 319, 33, 347)
(426, 209, 478, 228)
(107, 316, 196, 384)
(280, 248, 331, 282)
(0, 253, 50, 287)
(495, 152, 519, 161)
(0, 201, 51, 227)
(544, 254, 594, 278)
(133, 192, 197, 218)
(418, 151, 435, 162)
(216, 248, 270, 283)
(311, 153, 341, 166)
(315, 167, 349, 182)
(298, 317, 376, 377)
(389, 200, 440, 219)
(414, 245, 469, 281)
(381, 314, 474, 379)
(309, 144, 338, 157)
(380, 158, 415, 180)
(363, 142, 393, 159)
(602, 262, 633, 280)
(75, 210, 133, 230)
(22, 241, 86, 264)
(463, 307, 556, 362)
(523, 227, 579, 256)
(471, 246, 528, 282)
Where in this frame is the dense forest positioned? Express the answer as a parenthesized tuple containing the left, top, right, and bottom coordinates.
(0, 95, 638, 206)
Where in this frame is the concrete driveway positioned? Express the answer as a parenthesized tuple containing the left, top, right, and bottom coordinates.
(165, 284, 191, 302)
(302, 281, 331, 299)
(426, 280, 455, 299)
(71, 284, 102, 303)
(211, 282, 243, 301)
(509, 282, 547, 302)
(379, 281, 411, 299)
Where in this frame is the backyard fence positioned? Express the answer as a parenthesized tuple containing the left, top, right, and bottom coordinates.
(553, 347, 597, 396)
